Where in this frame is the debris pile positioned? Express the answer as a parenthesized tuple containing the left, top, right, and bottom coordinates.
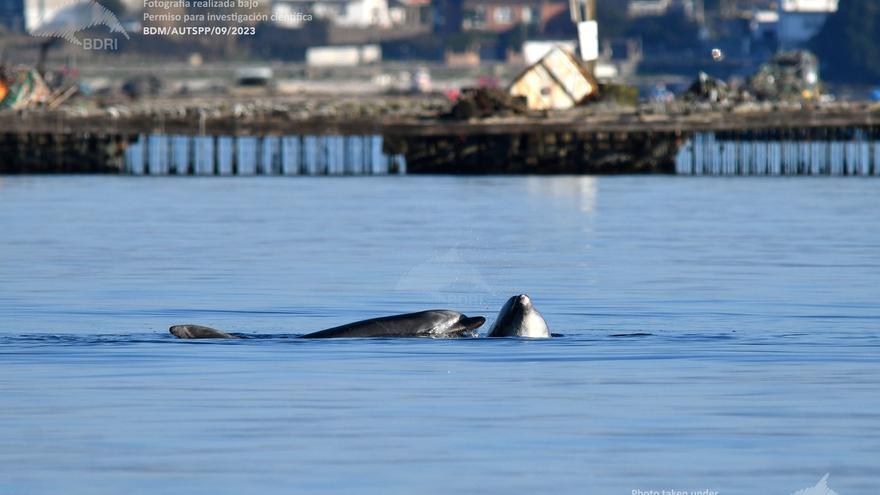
(747, 50, 820, 101)
(121, 75, 163, 100)
(680, 50, 822, 106)
(446, 87, 528, 120)
(0, 68, 51, 110)
(683, 71, 730, 103)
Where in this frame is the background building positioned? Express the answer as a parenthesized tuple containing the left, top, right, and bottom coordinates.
(272, 0, 392, 28)
(461, 0, 567, 32)
(777, 0, 837, 48)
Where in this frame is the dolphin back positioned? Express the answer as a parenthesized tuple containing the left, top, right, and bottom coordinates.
(170, 324, 237, 339)
(300, 310, 485, 339)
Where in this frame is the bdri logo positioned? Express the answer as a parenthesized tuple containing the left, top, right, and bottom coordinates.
(31, 0, 129, 49)
(791, 474, 839, 495)
(395, 246, 496, 307)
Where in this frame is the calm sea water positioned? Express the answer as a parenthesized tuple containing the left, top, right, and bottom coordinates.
(1, 176, 878, 495)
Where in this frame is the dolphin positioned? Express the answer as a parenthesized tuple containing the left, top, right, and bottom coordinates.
(170, 324, 237, 339)
(486, 294, 550, 338)
(169, 310, 486, 339)
(300, 310, 485, 338)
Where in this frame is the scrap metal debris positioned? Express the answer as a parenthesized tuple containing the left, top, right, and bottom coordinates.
(748, 50, 820, 101)
(683, 71, 730, 103)
(446, 87, 528, 120)
(0, 68, 51, 110)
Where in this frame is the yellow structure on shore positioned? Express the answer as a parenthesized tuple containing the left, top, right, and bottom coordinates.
(508, 46, 598, 111)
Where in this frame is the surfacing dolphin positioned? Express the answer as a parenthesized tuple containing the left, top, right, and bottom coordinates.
(170, 324, 236, 339)
(486, 294, 550, 338)
(170, 310, 486, 339)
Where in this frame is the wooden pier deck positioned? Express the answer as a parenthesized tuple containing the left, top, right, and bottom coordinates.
(4, 101, 878, 135)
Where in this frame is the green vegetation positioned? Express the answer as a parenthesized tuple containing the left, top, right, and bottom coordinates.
(811, 0, 880, 82)
(597, 83, 639, 106)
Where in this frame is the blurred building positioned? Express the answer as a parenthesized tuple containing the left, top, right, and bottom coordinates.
(461, 0, 567, 33)
(627, 0, 671, 17)
(627, 0, 701, 20)
(777, 0, 837, 48)
(714, 0, 774, 18)
(272, 0, 392, 28)
(388, 0, 432, 28)
(432, 0, 463, 34)
(1, 0, 26, 32)
(305, 43, 381, 65)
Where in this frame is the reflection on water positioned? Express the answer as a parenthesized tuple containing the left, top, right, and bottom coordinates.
(526, 175, 598, 213)
(0, 176, 878, 494)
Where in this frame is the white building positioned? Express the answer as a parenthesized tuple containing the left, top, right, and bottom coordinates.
(778, 0, 837, 48)
(306, 44, 381, 66)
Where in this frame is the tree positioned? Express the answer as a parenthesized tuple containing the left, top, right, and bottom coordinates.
(811, 0, 880, 83)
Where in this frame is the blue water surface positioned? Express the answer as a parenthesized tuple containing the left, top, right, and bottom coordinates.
(1, 176, 878, 494)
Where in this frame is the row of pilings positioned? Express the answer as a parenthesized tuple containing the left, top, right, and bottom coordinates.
(677, 128, 880, 176)
(124, 134, 404, 175)
(2, 126, 880, 176)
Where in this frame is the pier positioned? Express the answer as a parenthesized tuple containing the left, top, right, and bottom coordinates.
(1, 100, 879, 175)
